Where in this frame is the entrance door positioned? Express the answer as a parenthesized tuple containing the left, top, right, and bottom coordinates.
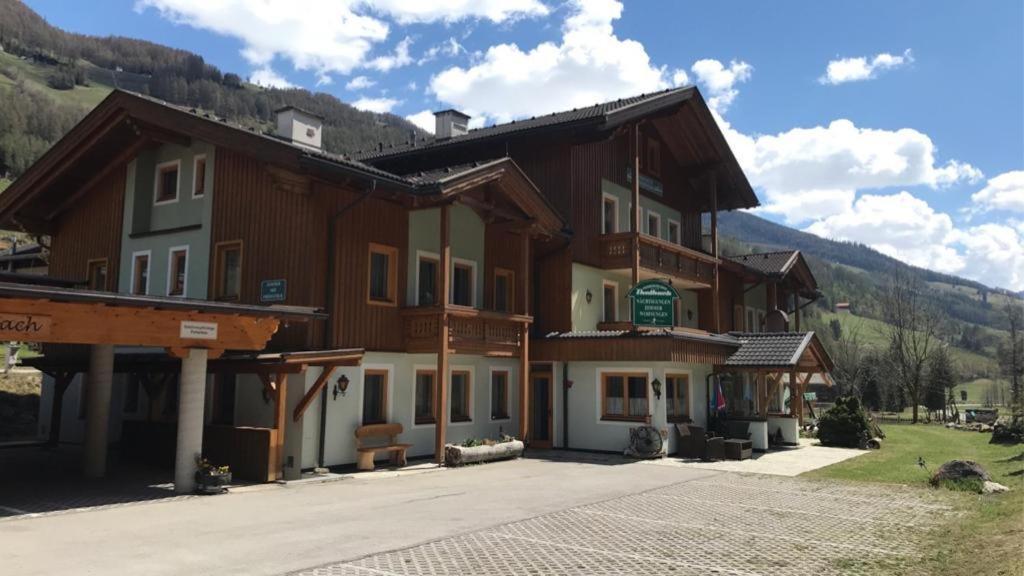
(530, 372, 553, 448)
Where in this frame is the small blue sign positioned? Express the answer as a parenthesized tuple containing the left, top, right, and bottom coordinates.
(260, 279, 287, 303)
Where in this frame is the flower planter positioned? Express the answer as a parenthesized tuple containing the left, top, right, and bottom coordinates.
(194, 470, 232, 495)
(444, 440, 524, 467)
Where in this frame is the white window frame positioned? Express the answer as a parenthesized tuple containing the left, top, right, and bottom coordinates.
(153, 159, 182, 206)
(448, 364, 475, 426)
(667, 219, 681, 245)
(360, 364, 393, 425)
(191, 154, 207, 199)
(130, 249, 152, 295)
(602, 280, 619, 323)
(449, 257, 478, 308)
(488, 366, 513, 422)
(645, 209, 662, 239)
(410, 364, 438, 429)
(665, 369, 694, 423)
(601, 193, 619, 235)
(595, 366, 653, 426)
(415, 250, 440, 306)
(165, 245, 189, 297)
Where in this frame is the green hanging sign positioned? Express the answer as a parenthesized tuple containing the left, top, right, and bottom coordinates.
(628, 279, 679, 327)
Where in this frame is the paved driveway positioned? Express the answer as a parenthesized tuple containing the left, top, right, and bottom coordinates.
(0, 453, 950, 576)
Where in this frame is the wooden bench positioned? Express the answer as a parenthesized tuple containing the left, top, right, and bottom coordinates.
(354, 423, 413, 471)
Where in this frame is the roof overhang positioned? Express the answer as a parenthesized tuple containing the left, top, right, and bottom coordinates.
(718, 331, 835, 374)
(532, 328, 738, 364)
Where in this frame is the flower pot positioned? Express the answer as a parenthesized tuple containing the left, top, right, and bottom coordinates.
(444, 440, 524, 467)
(194, 470, 232, 494)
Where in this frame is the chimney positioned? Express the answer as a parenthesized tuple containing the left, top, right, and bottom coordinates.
(433, 109, 470, 140)
(274, 106, 323, 151)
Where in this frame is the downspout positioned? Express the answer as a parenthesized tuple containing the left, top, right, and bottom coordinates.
(562, 361, 570, 449)
(318, 179, 377, 468)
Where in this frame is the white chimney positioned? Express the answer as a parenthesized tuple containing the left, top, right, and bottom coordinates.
(433, 109, 470, 140)
(275, 106, 323, 150)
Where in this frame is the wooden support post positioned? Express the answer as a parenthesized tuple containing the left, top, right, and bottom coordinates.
(631, 123, 641, 324)
(709, 173, 720, 333)
(795, 297, 802, 331)
(270, 372, 288, 480)
(293, 365, 336, 422)
(47, 371, 74, 446)
(435, 203, 451, 464)
(519, 231, 530, 443)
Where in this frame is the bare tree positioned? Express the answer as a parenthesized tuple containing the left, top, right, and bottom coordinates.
(829, 318, 866, 398)
(998, 301, 1024, 425)
(881, 273, 941, 424)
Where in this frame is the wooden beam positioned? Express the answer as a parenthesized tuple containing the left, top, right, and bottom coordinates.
(709, 173, 720, 333)
(47, 136, 154, 220)
(631, 123, 641, 302)
(435, 203, 451, 464)
(292, 365, 337, 422)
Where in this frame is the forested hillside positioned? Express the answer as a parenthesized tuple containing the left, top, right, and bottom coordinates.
(0, 0, 426, 180)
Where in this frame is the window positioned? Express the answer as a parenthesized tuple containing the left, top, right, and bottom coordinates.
(746, 308, 756, 332)
(666, 374, 690, 423)
(450, 370, 471, 422)
(86, 259, 108, 291)
(451, 260, 475, 307)
(368, 243, 398, 305)
(601, 194, 618, 235)
(131, 251, 150, 295)
(667, 220, 680, 245)
(414, 370, 436, 425)
(214, 241, 242, 301)
(167, 246, 188, 296)
(491, 370, 509, 420)
(154, 160, 180, 204)
(602, 281, 618, 323)
(646, 210, 661, 238)
(362, 369, 388, 425)
(417, 253, 438, 306)
(192, 156, 207, 198)
(601, 372, 649, 421)
(494, 268, 514, 313)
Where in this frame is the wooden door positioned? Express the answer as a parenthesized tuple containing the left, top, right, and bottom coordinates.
(530, 372, 553, 448)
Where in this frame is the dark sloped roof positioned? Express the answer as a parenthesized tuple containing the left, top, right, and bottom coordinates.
(728, 251, 799, 276)
(542, 328, 740, 347)
(723, 332, 815, 367)
(357, 87, 697, 161)
(401, 158, 508, 186)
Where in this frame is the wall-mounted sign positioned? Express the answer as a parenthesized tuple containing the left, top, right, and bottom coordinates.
(625, 168, 664, 196)
(180, 320, 218, 340)
(260, 279, 287, 303)
(628, 280, 678, 327)
(0, 313, 51, 339)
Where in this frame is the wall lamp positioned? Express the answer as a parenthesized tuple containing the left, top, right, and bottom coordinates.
(651, 378, 662, 400)
(332, 374, 350, 401)
(585, 289, 593, 304)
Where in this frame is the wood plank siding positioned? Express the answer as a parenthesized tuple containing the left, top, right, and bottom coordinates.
(48, 167, 125, 288)
(532, 335, 734, 365)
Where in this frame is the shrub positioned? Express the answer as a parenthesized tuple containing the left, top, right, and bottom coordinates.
(817, 396, 871, 448)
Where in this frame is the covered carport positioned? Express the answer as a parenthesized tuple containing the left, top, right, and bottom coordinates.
(0, 279, 323, 493)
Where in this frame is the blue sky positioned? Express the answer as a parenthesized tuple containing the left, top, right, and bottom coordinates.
(26, 0, 1024, 290)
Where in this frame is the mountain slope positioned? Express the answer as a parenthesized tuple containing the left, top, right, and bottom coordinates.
(0, 0, 427, 180)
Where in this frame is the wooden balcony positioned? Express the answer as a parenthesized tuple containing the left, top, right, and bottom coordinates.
(599, 232, 717, 288)
(402, 306, 531, 357)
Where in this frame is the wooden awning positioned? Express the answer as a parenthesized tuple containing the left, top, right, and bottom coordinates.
(532, 329, 738, 364)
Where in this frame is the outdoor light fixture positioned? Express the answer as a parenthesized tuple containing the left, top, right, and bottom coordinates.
(651, 378, 662, 399)
(332, 374, 350, 400)
(586, 289, 593, 304)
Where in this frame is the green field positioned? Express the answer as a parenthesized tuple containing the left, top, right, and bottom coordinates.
(954, 378, 1012, 407)
(806, 425, 1023, 576)
(0, 51, 112, 108)
(0, 178, 9, 193)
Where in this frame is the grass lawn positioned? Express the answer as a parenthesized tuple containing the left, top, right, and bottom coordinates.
(805, 424, 1023, 576)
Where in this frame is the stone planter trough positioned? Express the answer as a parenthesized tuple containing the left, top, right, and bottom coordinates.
(445, 440, 524, 467)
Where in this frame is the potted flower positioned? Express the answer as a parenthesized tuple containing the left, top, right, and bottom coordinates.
(195, 458, 232, 494)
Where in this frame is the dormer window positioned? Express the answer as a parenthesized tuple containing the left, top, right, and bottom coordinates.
(155, 160, 180, 204)
(192, 156, 206, 198)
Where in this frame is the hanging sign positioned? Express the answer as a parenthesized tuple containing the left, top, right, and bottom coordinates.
(627, 279, 679, 327)
(260, 279, 287, 303)
(0, 314, 51, 339)
(626, 167, 664, 196)
(180, 320, 218, 340)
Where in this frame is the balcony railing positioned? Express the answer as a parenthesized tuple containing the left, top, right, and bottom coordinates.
(402, 306, 531, 357)
(599, 232, 718, 287)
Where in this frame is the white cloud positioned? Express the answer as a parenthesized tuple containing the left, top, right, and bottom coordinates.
(952, 223, 1024, 292)
(971, 170, 1024, 214)
(367, 36, 414, 72)
(670, 69, 689, 87)
(249, 66, 294, 88)
(690, 59, 752, 113)
(406, 109, 436, 134)
(352, 96, 401, 113)
(136, 0, 546, 80)
(345, 75, 376, 91)
(418, 37, 464, 66)
(819, 49, 914, 85)
(427, 0, 674, 124)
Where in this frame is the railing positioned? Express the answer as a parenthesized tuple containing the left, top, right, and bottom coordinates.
(599, 232, 718, 286)
(402, 306, 531, 357)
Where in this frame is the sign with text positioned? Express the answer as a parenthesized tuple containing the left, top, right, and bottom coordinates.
(627, 280, 679, 328)
(180, 320, 218, 340)
(0, 313, 51, 339)
(260, 279, 287, 303)
(626, 168, 664, 196)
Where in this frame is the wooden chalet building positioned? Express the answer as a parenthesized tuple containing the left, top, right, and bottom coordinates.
(0, 86, 833, 479)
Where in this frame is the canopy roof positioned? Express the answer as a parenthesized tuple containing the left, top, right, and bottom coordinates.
(721, 331, 834, 372)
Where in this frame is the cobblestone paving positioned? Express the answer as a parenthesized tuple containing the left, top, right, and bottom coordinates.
(291, 473, 953, 576)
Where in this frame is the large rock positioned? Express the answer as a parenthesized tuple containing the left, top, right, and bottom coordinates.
(982, 481, 1010, 494)
(930, 460, 991, 486)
